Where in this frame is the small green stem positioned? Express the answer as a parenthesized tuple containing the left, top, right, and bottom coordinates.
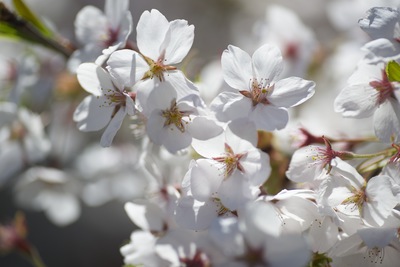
(28, 247, 47, 267)
(329, 136, 379, 144)
(346, 148, 396, 159)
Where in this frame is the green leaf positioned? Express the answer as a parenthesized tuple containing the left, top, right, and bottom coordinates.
(386, 60, 400, 82)
(12, 0, 53, 37)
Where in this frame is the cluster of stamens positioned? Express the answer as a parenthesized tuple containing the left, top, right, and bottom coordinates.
(161, 99, 191, 132)
(97, 88, 135, 118)
(365, 247, 384, 264)
(142, 53, 176, 81)
(309, 136, 340, 174)
(240, 77, 273, 106)
(341, 184, 367, 215)
(212, 143, 246, 178)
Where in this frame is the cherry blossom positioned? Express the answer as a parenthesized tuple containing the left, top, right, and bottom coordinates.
(106, 9, 198, 105)
(0, 103, 51, 186)
(334, 61, 400, 142)
(14, 167, 81, 226)
(68, 0, 132, 72)
(321, 163, 397, 227)
(142, 81, 222, 153)
(73, 63, 135, 147)
(211, 44, 315, 131)
(189, 119, 271, 210)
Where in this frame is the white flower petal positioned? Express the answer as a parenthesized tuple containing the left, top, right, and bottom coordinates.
(136, 9, 169, 60)
(357, 227, 397, 249)
(187, 116, 223, 140)
(221, 45, 253, 90)
(166, 71, 199, 101)
(124, 201, 165, 232)
(363, 175, 397, 226)
(107, 49, 146, 87)
(241, 150, 271, 186)
(161, 19, 194, 65)
(162, 126, 192, 153)
(374, 98, 400, 143)
(73, 96, 114, 132)
(225, 118, 258, 148)
(210, 92, 252, 123)
(190, 159, 224, 202)
(209, 217, 245, 257)
(75, 6, 108, 44)
(248, 104, 288, 131)
(43, 192, 80, 226)
(252, 44, 283, 83)
(100, 107, 126, 147)
(219, 170, 255, 210)
(334, 84, 378, 118)
(175, 196, 219, 231)
(241, 201, 281, 249)
(286, 146, 322, 183)
(191, 132, 225, 158)
(264, 234, 311, 267)
(76, 63, 105, 96)
(269, 77, 315, 108)
(104, 0, 129, 29)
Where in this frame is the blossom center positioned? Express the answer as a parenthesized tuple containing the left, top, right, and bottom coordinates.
(103, 27, 119, 47)
(341, 185, 367, 214)
(142, 53, 177, 81)
(180, 251, 210, 267)
(212, 143, 246, 177)
(309, 136, 340, 173)
(10, 121, 26, 140)
(240, 78, 273, 106)
(99, 88, 134, 118)
(369, 70, 396, 105)
(161, 99, 191, 132)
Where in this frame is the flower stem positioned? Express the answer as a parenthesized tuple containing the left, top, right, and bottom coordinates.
(0, 3, 74, 58)
(27, 247, 47, 267)
(345, 147, 396, 159)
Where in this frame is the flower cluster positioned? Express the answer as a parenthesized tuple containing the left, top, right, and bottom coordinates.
(2, 0, 400, 267)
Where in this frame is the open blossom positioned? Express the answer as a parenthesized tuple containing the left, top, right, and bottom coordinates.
(14, 167, 81, 226)
(334, 61, 400, 142)
(107, 9, 198, 108)
(68, 0, 133, 72)
(142, 81, 222, 154)
(286, 137, 351, 184)
(73, 63, 135, 147)
(189, 119, 271, 210)
(320, 162, 397, 227)
(0, 102, 51, 186)
(211, 44, 315, 131)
